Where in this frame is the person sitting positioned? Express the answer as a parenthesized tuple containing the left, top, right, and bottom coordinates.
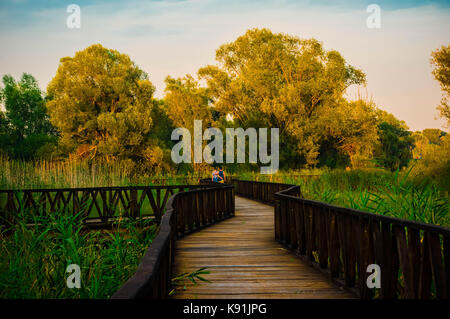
(212, 168, 220, 182)
(218, 167, 225, 183)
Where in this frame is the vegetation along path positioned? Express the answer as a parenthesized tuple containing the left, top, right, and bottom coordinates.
(171, 196, 354, 299)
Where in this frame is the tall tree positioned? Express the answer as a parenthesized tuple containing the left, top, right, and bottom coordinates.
(422, 128, 446, 145)
(411, 131, 450, 189)
(164, 75, 212, 131)
(431, 45, 450, 128)
(46, 44, 165, 169)
(163, 75, 213, 172)
(375, 122, 414, 171)
(0, 73, 56, 159)
(319, 100, 379, 168)
(371, 109, 414, 171)
(0, 111, 9, 153)
(198, 28, 366, 167)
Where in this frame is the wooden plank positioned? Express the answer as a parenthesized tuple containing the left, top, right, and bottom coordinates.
(444, 236, 450, 297)
(419, 232, 432, 299)
(395, 225, 415, 298)
(357, 217, 373, 299)
(427, 232, 447, 299)
(380, 222, 399, 298)
(288, 199, 297, 249)
(173, 292, 352, 299)
(407, 228, 421, 297)
(328, 209, 341, 278)
(345, 215, 356, 288)
(318, 206, 328, 269)
(295, 201, 306, 255)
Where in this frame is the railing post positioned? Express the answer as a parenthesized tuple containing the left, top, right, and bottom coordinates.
(130, 189, 138, 219)
(274, 194, 280, 241)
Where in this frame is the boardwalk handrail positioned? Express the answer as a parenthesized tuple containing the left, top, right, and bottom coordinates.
(234, 179, 450, 299)
(231, 179, 298, 204)
(0, 184, 215, 227)
(111, 183, 234, 299)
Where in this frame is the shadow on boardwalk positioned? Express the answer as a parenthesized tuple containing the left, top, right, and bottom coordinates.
(171, 196, 354, 299)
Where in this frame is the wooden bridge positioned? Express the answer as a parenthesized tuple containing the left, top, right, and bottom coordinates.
(1, 179, 449, 299)
(172, 196, 353, 299)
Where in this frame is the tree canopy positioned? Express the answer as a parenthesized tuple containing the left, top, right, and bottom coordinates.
(197, 28, 367, 167)
(431, 45, 450, 127)
(46, 44, 166, 170)
(0, 73, 56, 159)
(164, 75, 212, 131)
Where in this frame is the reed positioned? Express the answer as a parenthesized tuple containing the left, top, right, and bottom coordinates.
(271, 168, 450, 227)
(0, 201, 157, 298)
(0, 155, 210, 189)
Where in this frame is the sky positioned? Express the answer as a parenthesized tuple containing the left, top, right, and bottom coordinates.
(0, 0, 449, 131)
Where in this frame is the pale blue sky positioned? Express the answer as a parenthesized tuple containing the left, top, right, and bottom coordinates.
(0, 0, 449, 130)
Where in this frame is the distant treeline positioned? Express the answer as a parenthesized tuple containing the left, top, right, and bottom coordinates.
(0, 28, 449, 182)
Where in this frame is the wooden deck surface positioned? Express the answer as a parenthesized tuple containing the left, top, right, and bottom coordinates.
(171, 196, 354, 299)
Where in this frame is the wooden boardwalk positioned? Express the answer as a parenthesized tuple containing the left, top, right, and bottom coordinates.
(171, 196, 354, 299)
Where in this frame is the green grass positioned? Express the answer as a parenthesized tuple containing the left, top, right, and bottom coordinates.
(0, 203, 157, 298)
(248, 167, 450, 227)
(0, 155, 210, 189)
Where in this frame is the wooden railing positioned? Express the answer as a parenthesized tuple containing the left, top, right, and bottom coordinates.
(234, 179, 450, 299)
(0, 185, 214, 227)
(111, 183, 234, 299)
(231, 179, 297, 204)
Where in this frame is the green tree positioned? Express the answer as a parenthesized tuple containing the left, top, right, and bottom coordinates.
(164, 75, 212, 131)
(374, 122, 414, 171)
(375, 108, 409, 131)
(0, 73, 56, 159)
(46, 44, 167, 170)
(431, 45, 450, 127)
(163, 75, 213, 172)
(422, 128, 446, 145)
(319, 100, 379, 168)
(198, 28, 365, 167)
(0, 110, 9, 153)
(411, 132, 450, 190)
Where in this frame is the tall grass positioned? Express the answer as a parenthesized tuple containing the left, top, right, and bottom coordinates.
(265, 168, 450, 227)
(0, 202, 157, 298)
(0, 155, 210, 189)
(237, 167, 449, 227)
